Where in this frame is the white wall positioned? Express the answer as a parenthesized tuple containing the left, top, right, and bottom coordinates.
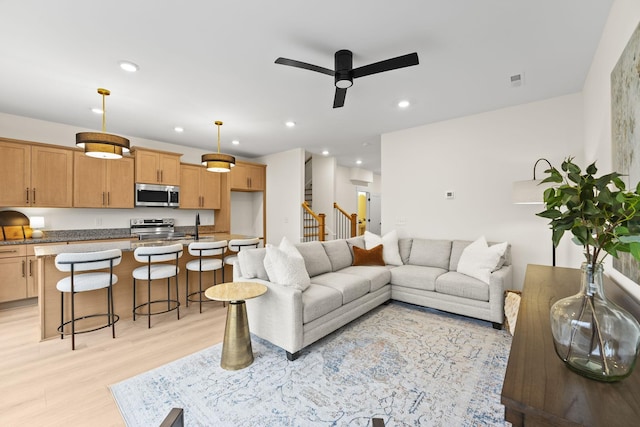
(258, 148, 305, 245)
(381, 94, 584, 290)
(311, 155, 336, 238)
(582, 0, 640, 299)
(335, 166, 381, 215)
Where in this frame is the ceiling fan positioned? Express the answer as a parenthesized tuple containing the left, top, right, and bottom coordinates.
(275, 49, 419, 108)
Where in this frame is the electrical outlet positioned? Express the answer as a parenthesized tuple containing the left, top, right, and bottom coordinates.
(445, 191, 455, 200)
(95, 217, 102, 226)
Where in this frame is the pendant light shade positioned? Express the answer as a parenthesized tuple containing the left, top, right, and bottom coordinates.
(202, 121, 235, 172)
(76, 88, 130, 159)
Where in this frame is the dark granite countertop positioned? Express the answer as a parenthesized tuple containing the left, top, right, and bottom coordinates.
(0, 226, 199, 246)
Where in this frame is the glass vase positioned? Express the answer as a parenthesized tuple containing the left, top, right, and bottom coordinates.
(549, 262, 640, 382)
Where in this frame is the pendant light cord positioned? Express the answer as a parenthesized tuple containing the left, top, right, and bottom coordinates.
(102, 92, 106, 133)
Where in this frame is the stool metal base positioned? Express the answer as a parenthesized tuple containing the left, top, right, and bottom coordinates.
(221, 301, 253, 370)
(57, 313, 120, 336)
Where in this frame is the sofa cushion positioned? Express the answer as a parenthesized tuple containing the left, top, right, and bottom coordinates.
(390, 265, 446, 291)
(364, 230, 403, 266)
(237, 248, 268, 280)
(301, 284, 343, 323)
(408, 239, 452, 270)
(456, 236, 508, 284)
(435, 271, 489, 302)
(450, 240, 511, 271)
(340, 265, 392, 292)
(398, 238, 413, 265)
(311, 272, 370, 304)
(263, 238, 311, 291)
(322, 239, 353, 271)
(352, 245, 385, 266)
(295, 241, 332, 277)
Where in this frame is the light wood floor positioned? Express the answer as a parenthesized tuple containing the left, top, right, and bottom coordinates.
(1, 300, 227, 426)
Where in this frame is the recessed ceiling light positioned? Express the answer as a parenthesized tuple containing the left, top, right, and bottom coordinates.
(232, 140, 240, 145)
(119, 61, 139, 72)
(322, 150, 329, 156)
(174, 127, 184, 133)
(285, 121, 296, 128)
(356, 160, 362, 165)
(91, 108, 103, 114)
(398, 100, 410, 108)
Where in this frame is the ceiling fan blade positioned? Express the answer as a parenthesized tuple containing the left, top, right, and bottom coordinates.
(333, 87, 347, 108)
(275, 57, 334, 76)
(352, 52, 419, 79)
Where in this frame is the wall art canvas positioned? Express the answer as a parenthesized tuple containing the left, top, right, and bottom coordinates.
(611, 21, 640, 285)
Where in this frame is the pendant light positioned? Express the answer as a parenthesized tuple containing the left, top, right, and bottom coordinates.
(76, 88, 130, 159)
(202, 120, 236, 172)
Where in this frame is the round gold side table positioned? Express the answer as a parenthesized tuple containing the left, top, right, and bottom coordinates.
(205, 281, 267, 370)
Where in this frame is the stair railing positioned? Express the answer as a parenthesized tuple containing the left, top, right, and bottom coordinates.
(301, 201, 325, 242)
(333, 202, 357, 239)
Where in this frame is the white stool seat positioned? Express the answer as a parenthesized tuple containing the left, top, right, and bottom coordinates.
(54, 248, 122, 350)
(186, 240, 227, 313)
(186, 258, 223, 272)
(57, 273, 118, 293)
(222, 238, 260, 282)
(132, 264, 179, 280)
(223, 255, 238, 267)
(132, 243, 183, 328)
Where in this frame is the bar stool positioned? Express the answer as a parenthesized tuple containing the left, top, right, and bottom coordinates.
(222, 237, 260, 282)
(132, 243, 183, 328)
(186, 240, 227, 313)
(54, 249, 122, 350)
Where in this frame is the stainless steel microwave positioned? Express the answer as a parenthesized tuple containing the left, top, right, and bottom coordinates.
(135, 183, 180, 207)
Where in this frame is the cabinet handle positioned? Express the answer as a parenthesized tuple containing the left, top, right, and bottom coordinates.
(160, 170, 164, 182)
(0, 249, 18, 254)
(22, 260, 26, 278)
(102, 192, 106, 206)
(26, 188, 29, 204)
(157, 170, 160, 182)
(107, 192, 110, 206)
(29, 259, 33, 277)
(32, 188, 36, 204)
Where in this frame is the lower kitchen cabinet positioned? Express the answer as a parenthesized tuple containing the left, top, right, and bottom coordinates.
(0, 245, 37, 302)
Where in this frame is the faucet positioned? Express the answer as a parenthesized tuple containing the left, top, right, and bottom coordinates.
(195, 213, 200, 240)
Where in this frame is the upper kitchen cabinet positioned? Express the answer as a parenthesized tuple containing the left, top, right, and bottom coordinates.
(0, 139, 73, 207)
(179, 163, 221, 209)
(133, 147, 181, 185)
(230, 161, 265, 191)
(73, 151, 134, 208)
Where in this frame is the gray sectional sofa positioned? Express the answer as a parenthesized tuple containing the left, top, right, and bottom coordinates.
(234, 235, 512, 360)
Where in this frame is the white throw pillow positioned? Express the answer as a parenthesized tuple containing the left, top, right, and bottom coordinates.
(263, 237, 311, 291)
(456, 236, 508, 285)
(364, 230, 403, 266)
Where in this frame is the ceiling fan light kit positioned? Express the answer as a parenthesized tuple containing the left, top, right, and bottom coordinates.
(275, 49, 419, 108)
(76, 88, 130, 159)
(202, 120, 236, 173)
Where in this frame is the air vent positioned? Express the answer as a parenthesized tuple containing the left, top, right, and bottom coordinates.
(510, 73, 524, 88)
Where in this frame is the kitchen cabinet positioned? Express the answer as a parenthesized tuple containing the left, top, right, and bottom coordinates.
(230, 161, 265, 191)
(0, 139, 73, 207)
(133, 147, 181, 185)
(179, 164, 221, 209)
(0, 245, 36, 302)
(73, 152, 134, 208)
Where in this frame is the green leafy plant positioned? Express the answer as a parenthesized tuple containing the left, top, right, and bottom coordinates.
(536, 157, 640, 265)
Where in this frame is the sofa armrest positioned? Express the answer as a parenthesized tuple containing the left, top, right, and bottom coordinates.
(242, 277, 305, 354)
(488, 265, 512, 323)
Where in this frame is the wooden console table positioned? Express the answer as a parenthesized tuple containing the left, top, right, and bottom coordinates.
(501, 265, 640, 426)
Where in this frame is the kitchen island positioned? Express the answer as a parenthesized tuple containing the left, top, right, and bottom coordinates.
(34, 234, 252, 340)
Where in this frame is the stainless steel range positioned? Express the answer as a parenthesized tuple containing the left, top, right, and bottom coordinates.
(130, 218, 186, 240)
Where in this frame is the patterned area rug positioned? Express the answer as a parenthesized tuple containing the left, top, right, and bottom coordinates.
(110, 301, 512, 426)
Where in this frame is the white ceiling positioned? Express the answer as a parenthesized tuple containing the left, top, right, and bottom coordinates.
(0, 1, 612, 174)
